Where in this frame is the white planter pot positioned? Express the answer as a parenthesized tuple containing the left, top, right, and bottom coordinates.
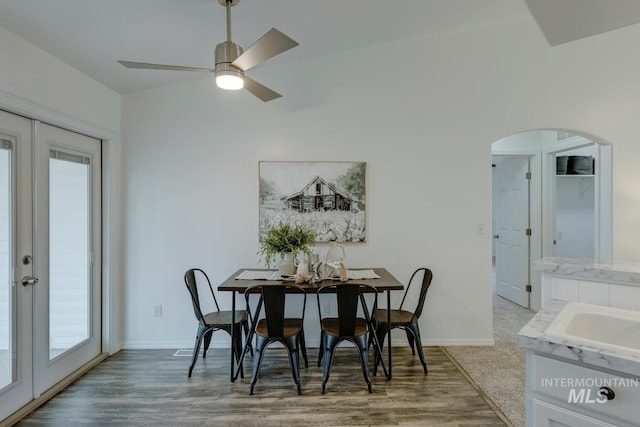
(278, 252, 296, 276)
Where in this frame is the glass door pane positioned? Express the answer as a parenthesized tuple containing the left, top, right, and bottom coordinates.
(0, 140, 12, 388)
(49, 153, 90, 359)
(34, 122, 100, 394)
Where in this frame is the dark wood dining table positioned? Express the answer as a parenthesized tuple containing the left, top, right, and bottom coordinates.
(217, 267, 404, 382)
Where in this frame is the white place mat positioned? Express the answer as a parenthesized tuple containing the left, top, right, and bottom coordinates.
(234, 269, 380, 281)
(346, 269, 381, 280)
(234, 270, 281, 280)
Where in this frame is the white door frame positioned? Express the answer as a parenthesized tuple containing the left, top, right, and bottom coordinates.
(542, 138, 612, 262)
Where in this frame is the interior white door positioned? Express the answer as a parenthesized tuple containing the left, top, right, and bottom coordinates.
(0, 110, 34, 420)
(494, 156, 530, 308)
(33, 122, 101, 395)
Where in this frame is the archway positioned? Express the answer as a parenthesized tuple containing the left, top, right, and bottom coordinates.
(492, 129, 612, 311)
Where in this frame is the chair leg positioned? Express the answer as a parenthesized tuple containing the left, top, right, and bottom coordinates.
(249, 336, 269, 395)
(188, 325, 207, 377)
(284, 336, 302, 395)
(321, 336, 339, 394)
(233, 324, 244, 379)
(409, 323, 428, 374)
(355, 334, 372, 393)
(405, 328, 416, 355)
(373, 325, 387, 377)
(242, 319, 254, 357)
(202, 329, 213, 358)
(299, 328, 309, 368)
(317, 330, 325, 367)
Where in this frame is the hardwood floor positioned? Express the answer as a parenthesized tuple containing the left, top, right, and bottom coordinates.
(16, 347, 508, 426)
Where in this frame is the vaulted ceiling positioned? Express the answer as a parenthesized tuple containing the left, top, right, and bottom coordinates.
(0, 0, 638, 94)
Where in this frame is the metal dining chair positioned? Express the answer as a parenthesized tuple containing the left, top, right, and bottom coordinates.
(316, 283, 378, 394)
(244, 283, 308, 395)
(372, 267, 433, 375)
(184, 268, 251, 378)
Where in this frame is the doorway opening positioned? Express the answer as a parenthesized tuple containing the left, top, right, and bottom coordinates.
(491, 129, 612, 312)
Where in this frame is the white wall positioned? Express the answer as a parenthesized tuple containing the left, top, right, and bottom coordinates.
(493, 130, 548, 152)
(0, 26, 120, 132)
(121, 15, 640, 349)
(0, 24, 123, 353)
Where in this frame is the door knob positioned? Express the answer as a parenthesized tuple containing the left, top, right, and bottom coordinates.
(22, 276, 39, 286)
(493, 234, 500, 239)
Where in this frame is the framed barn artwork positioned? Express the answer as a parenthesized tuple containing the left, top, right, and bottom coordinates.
(259, 161, 366, 242)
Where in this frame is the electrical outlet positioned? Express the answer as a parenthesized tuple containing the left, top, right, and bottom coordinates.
(322, 303, 331, 316)
(154, 304, 162, 317)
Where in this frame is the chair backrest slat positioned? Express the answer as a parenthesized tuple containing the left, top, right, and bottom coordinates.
(413, 269, 433, 320)
(317, 283, 377, 337)
(263, 286, 287, 337)
(336, 285, 360, 336)
(245, 284, 306, 338)
(399, 268, 433, 322)
(184, 268, 220, 324)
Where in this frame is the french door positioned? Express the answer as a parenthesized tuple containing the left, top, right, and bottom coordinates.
(0, 110, 101, 420)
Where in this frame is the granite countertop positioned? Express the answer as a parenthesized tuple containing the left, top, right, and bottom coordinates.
(534, 257, 640, 286)
(517, 299, 640, 376)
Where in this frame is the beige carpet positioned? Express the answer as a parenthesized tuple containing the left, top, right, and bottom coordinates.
(444, 294, 535, 427)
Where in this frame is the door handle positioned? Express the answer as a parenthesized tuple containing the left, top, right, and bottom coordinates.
(493, 234, 500, 239)
(22, 276, 39, 286)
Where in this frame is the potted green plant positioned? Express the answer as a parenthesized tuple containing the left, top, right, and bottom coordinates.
(258, 222, 315, 275)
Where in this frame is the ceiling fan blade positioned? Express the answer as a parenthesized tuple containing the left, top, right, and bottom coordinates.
(118, 60, 214, 73)
(231, 28, 299, 71)
(243, 76, 281, 102)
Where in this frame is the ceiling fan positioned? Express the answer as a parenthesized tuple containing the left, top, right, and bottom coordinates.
(118, 0, 298, 102)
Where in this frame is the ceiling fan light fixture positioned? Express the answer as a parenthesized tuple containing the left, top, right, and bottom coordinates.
(216, 71, 244, 90)
(214, 41, 244, 90)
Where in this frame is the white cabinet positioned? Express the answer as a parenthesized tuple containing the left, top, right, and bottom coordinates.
(533, 399, 619, 427)
(541, 275, 640, 311)
(526, 352, 640, 427)
(535, 258, 640, 311)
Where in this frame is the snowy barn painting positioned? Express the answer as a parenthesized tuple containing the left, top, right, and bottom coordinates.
(284, 176, 353, 212)
(259, 161, 366, 242)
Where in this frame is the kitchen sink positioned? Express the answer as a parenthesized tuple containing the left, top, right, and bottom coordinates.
(545, 301, 640, 354)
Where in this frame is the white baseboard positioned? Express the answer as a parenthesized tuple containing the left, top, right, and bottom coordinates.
(421, 338, 496, 346)
(121, 337, 496, 349)
(121, 341, 196, 350)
